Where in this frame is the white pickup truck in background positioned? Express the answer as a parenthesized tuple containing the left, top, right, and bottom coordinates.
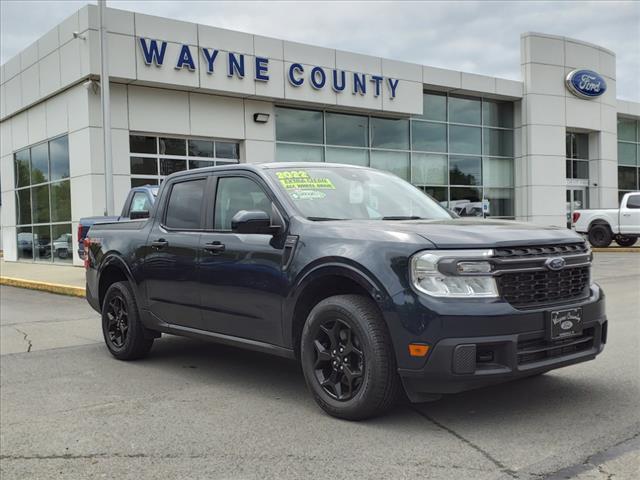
(573, 192, 640, 247)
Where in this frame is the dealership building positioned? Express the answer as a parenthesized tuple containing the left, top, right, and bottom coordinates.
(0, 4, 639, 265)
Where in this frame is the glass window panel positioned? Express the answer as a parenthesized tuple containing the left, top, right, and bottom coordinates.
(130, 192, 152, 214)
(370, 150, 410, 180)
(14, 149, 30, 188)
(412, 121, 447, 152)
(618, 142, 637, 166)
(214, 177, 270, 230)
(449, 96, 481, 125)
(130, 157, 158, 175)
(575, 133, 589, 159)
(51, 224, 73, 263)
(159, 137, 186, 155)
(482, 100, 513, 128)
(49, 136, 69, 181)
(131, 178, 159, 188)
(483, 157, 513, 187)
(617, 118, 637, 142)
(276, 143, 324, 162)
(325, 147, 369, 166)
(188, 139, 214, 157)
(450, 187, 483, 217)
(417, 92, 447, 122)
(33, 225, 52, 262)
(189, 159, 215, 170)
(483, 128, 513, 157)
(160, 158, 187, 176)
(130, 135, 157, 154)
(450, 125, 481, 155)
(412, 153, 447, 185)
(371, 117, 409, 150)
(17, 226, 33, 260)
(326, 112, 368, 147)
(618, 166, 638, 190)
(566, 159, 572, 178)
(483, 188, 514, 217)
(572, 160, 589, 179)
(420, 186, 448, 204)
(30, 143, 49, 184)
(165, 179, 206, 230)
(275, 107, 323, 144)
(32, 184, 50, 224)
(15, 188, 32, 225)
(450, 156, 482, 185)
(215, 142, 240, 159)
(566, 134, 572, 158)
(50, 180, 71, 222)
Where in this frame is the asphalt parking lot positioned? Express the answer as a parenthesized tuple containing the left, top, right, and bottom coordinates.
(1, 253, 639, 480)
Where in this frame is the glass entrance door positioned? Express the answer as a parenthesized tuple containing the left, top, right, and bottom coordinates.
(566, 187, 587, 228)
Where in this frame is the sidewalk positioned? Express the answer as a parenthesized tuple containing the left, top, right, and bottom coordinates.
(0, 260, 85, 297)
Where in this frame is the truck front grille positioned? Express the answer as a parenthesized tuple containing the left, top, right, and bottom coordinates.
(517, 328, 595, 365)
(497, 265, 590, 308)
(494, 242, 589, 259)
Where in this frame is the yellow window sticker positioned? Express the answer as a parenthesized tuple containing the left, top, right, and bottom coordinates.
(276, 170, 335, 190)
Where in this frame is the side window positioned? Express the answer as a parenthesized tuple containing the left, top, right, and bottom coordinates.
(129, 192, 151, 214)
(214, 177, 270, 230)
(626, 195, 640, 209)
(164, 179, 206, 229)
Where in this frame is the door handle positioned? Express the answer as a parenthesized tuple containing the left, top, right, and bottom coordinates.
(204, 241, 226, 253)
(151, 239, 169, 249)
(622, 213, 631, 217)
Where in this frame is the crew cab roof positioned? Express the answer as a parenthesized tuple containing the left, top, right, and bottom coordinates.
(165, 162, 369, 180)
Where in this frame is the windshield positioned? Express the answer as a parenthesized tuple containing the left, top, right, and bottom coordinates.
(269, 166, 452, 221)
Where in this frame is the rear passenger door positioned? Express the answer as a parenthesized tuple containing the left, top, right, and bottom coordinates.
(144, 175, 210, 330)
(198, 174, 288, 345)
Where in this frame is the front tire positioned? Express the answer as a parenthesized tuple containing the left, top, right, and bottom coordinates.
(102, 281, 154, 360)
(300, 294, 400, 420)
(588, 224, 612, 247)
(614, 235, 638, 247)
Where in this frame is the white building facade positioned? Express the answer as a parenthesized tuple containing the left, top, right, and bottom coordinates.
(1, 5, 639, 265)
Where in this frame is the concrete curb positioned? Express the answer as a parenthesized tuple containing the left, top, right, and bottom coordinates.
(0, 276, 85, 298)
(592, 248, 640, 253)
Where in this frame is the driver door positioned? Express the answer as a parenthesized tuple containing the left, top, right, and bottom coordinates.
(198, 174, 288, 345)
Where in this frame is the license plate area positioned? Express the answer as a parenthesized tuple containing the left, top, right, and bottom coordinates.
(548, 307, 583, 340)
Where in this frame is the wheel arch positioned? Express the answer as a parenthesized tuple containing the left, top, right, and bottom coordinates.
(97, 253, 136, 309)
(285, 262, 392, 359)
(588, 218, 612, 232)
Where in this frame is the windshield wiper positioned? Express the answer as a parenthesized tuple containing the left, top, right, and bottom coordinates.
(381, 216, 425, 220)
(307, 217, 347, 221)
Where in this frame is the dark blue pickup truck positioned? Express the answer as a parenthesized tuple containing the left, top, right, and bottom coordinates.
(77, 185, 157, 258)
(84, 164, 606, 420)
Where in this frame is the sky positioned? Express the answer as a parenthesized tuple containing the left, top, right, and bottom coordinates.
(1, 0, 639, 100)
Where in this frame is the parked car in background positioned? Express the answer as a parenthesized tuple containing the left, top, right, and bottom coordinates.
(573, 192, 640, 247)
(77, 185, 158, 258)
(85, 164, 606, 420)
(53, 233, 73, 259)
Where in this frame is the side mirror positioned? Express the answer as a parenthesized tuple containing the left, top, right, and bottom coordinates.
(130, 210, 150, 220)
(231, 210, 278, 235)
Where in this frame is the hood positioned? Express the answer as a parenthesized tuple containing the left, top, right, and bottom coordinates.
(313, 218, 583, 249)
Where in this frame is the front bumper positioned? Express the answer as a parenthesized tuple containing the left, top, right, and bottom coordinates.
(394, 286, 607, 401)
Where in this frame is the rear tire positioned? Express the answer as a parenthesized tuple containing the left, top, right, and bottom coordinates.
(300, 294, 400, 420)
(614, 235, 638, 247)
(588, 224, 612, 247)
(101, 281, 154, 360)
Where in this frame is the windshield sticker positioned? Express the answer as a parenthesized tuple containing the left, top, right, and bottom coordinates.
(289, 190, 326, 200)
(276, 170, 335, 190)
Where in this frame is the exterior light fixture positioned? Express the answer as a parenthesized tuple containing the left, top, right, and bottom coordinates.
(253, 113, 270, 123)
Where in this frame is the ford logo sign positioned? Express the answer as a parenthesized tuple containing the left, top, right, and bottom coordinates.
(546, 257, 566, 271)
(560, 320, 574, 330)
(566, 69, 607, 99)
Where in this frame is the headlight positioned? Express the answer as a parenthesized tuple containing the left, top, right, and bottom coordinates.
(410, 250, 499, 298)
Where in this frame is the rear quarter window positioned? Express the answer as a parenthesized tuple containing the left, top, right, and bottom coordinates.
(164, 179, 206, 229)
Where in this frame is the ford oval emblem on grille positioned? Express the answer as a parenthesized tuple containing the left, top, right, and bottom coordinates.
(546, 257, 566, 271)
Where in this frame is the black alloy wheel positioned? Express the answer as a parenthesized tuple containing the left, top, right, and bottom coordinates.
(105, 294, 129, 348)
(588, 224, 612, 247)
(101, 281, 154, 360)
(313, 318, 365, 401)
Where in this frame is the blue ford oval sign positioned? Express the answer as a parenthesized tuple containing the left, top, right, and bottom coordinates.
(565, 69, 607, 99)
